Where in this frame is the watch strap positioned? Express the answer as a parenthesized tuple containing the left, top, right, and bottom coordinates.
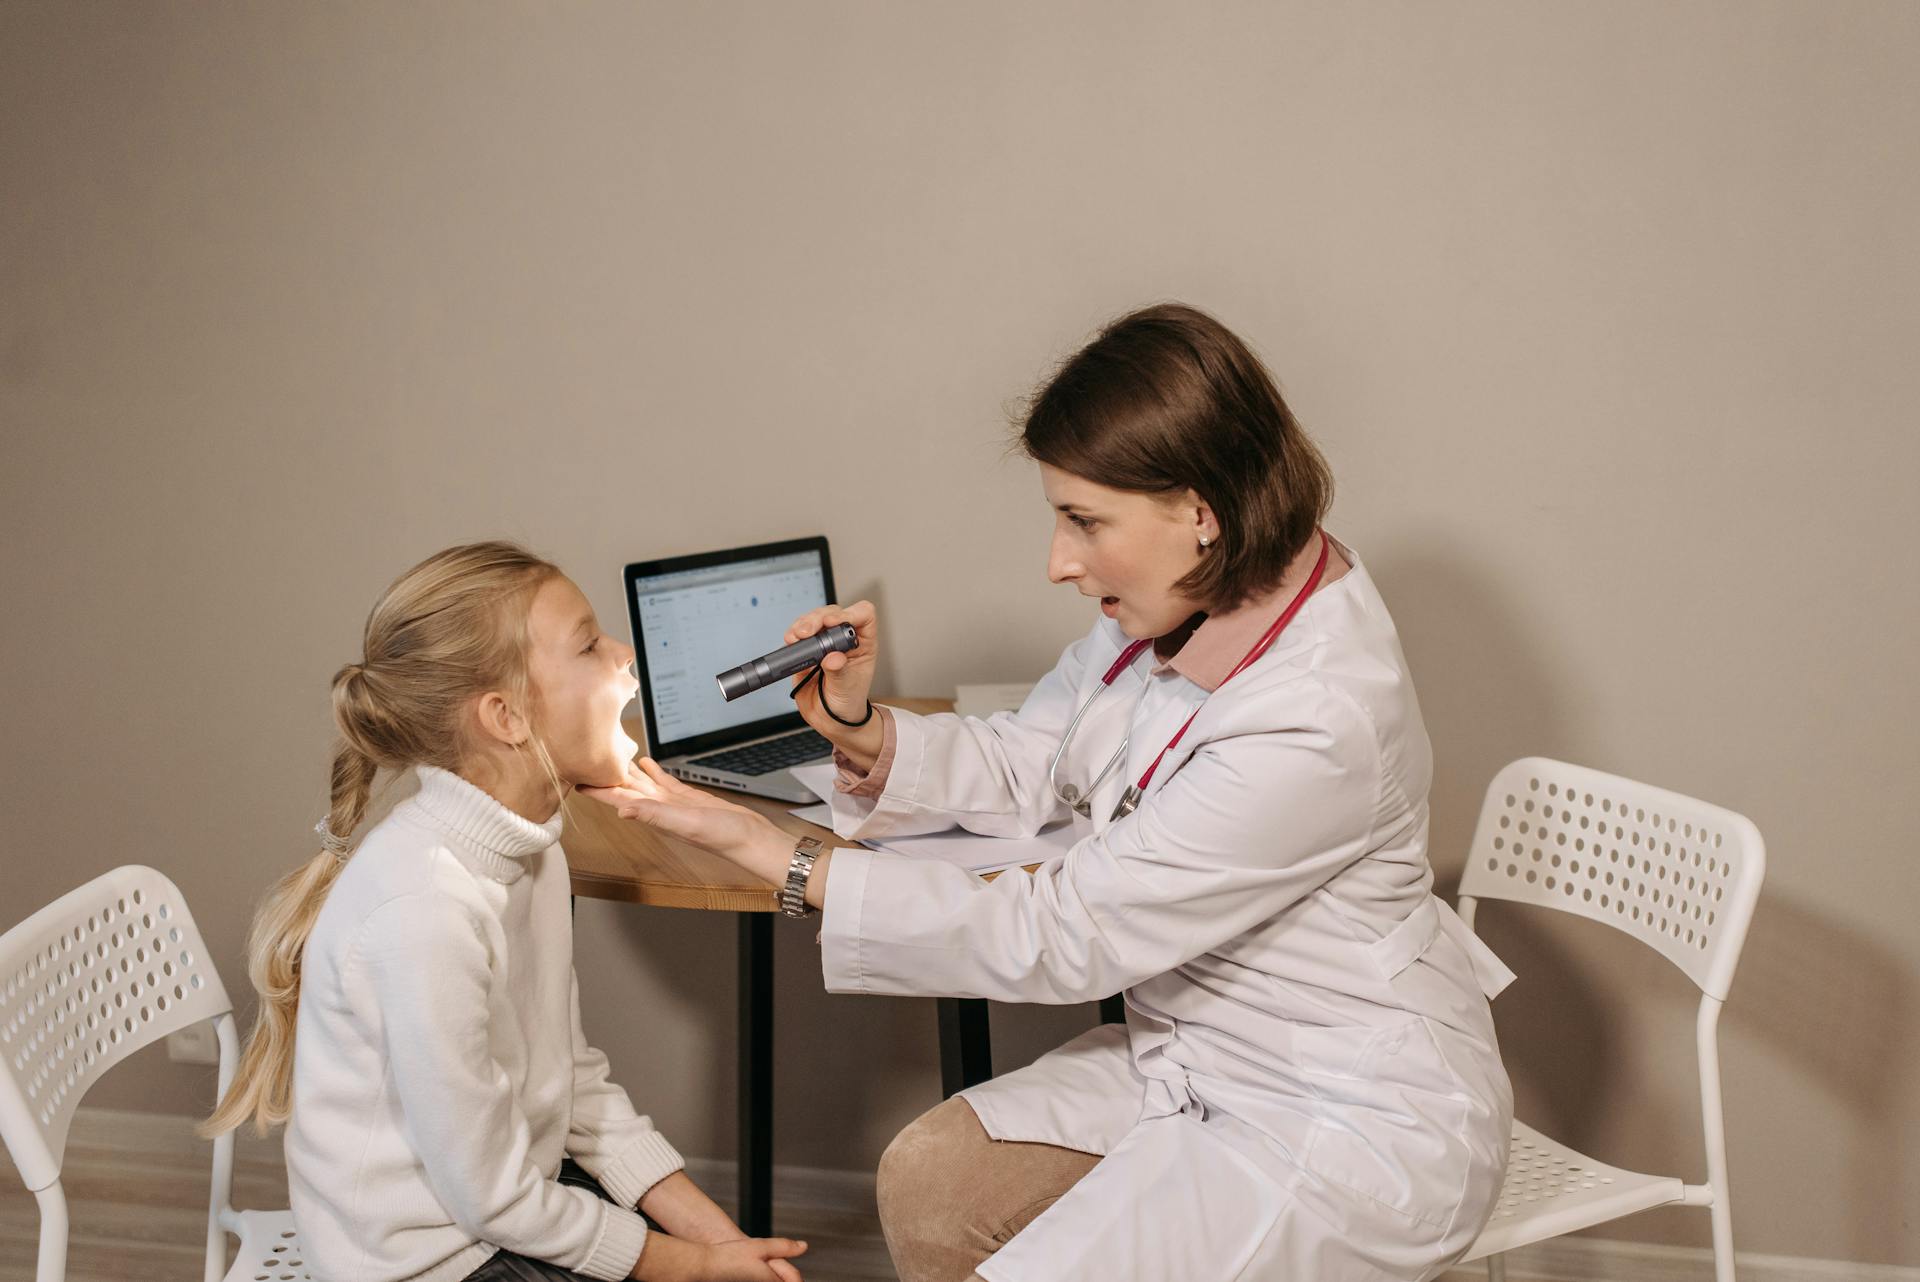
(779, 835, 825, 918)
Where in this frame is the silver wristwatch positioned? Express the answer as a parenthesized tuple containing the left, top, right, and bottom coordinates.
(779, 835, 824, 918)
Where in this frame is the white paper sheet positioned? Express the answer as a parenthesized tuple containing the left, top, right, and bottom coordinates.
(787, 763, 1078, 875)
(954, 681, 1038, 719)
(788, 801, 835, 828)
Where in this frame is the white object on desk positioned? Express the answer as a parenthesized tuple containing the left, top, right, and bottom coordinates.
(954, 681, 1037, 719)
(788, 801, 836, 828)
(788, 764, 1073, 875)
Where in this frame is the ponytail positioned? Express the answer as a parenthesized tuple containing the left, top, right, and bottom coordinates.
(202, 739, 375, 1136)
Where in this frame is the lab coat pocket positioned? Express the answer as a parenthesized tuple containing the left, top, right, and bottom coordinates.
(980, 1114, 1287, 1282)
(1297, 1019, 1473, 1231)
(959, 1024, 1142, 1155)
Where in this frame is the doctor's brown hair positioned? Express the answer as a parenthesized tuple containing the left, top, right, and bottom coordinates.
(1018, 303, 1334, 613)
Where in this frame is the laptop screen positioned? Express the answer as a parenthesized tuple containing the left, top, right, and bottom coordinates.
(624, 538, 834, 760)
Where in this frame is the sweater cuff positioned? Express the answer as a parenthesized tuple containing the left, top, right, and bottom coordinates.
(578, 1203, 650, 1282)
(591, 1130, 687, 1209)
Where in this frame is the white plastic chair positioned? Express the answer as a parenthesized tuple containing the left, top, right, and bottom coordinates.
(0, 865, 310, 1282)
(1455, 758, 1765, 1282)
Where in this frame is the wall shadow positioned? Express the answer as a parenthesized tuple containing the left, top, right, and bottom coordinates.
(1727, 892, 1911, 1262)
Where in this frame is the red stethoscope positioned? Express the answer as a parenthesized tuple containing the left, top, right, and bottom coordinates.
(1047, 530, 1331, 822)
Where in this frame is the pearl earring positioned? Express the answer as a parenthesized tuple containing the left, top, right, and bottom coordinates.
(1198, 534, 1212, 550)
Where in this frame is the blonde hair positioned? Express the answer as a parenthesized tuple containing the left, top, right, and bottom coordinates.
(203, 541, 562, 1136)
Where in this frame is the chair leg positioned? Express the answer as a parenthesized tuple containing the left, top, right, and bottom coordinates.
(1484, 1251, 1505, 1282)
(1709, 1197, 1736, 1282)
(1697, 999, 1737, 1282)
(208, 1012, 241, 1282)
(35, 1182, 69, 1282)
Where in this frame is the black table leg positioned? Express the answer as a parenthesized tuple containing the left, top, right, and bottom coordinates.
(936, 997, 992, 1099)
(737, 914, 773, 1237)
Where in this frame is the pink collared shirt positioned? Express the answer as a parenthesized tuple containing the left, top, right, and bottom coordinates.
(833, 706, 898, 798)
(1150, 546, 1351, 693)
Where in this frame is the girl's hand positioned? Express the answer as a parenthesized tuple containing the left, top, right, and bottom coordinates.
(631, 1230, 806, 1282)
(580, 759, 787, 866)
(690, 1229, 803, 1282)
(704, 1237, 808, 1282)
(710, 1243, 806, 1282)
(784, 600, 878, 729)
(635, 1170, 752, 1249)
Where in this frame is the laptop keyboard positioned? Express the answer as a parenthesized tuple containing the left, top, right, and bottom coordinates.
(688, 729, 833, 776)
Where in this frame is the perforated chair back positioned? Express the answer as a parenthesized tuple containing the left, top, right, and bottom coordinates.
(0, 866, 307, 1282)
(1, 866, 232, 1192)
(1457, 757, 1765, 999)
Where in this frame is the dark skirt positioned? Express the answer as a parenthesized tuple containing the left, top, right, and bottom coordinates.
(459, 1161, 658, 1281)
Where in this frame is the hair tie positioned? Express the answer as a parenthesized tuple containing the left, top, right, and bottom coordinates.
(315, 817, 352, 861)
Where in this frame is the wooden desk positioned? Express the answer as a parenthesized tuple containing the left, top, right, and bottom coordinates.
(563, 698, 1002, 1237)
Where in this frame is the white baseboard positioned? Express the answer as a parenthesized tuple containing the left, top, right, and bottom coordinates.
(1459, 1235, 1912, 1282)
(683, 1155, 1916, 1282)
(1453, 1236, 1919, 1282)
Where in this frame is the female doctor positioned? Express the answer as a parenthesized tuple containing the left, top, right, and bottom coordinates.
(586, 303, 1516, 1282)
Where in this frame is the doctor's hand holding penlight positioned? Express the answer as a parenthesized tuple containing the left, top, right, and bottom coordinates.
(777, 600, 885, 768)
(713, 601, 882, 768)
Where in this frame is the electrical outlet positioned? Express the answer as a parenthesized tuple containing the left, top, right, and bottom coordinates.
(166, 1022, 218, 1065)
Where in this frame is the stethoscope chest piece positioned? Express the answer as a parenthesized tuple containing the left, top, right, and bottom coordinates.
(1047, 646, 1143, 819)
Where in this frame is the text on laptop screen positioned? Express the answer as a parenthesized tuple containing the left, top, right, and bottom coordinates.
(634, 550, 829, 744)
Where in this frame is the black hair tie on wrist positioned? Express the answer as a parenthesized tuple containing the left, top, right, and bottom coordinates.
(791, 664, 874, 728)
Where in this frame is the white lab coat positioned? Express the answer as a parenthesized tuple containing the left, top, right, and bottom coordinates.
(820, 537, 1515, 1282)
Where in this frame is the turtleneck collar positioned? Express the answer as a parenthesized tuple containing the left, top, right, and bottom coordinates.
(407, 764, 564, 884)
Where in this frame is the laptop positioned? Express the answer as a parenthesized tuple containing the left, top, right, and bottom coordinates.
(623, 536, 839, 804)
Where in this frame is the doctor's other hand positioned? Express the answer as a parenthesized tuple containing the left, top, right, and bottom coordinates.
(785, 600, 878, 728)
(579, 759, 792, 871)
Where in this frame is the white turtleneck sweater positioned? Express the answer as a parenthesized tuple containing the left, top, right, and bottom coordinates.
(285, 766, 683, 1282)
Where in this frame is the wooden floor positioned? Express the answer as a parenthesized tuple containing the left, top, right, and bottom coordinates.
(0, 1108, 896, 1282)
(3, 1108, 1503, 1282)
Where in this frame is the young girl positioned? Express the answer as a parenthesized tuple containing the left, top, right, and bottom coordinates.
(206, 542, 807, 1282)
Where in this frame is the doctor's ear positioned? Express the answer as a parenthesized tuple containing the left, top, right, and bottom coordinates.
(474, 690, 531, 748)
(1182, 490, 1220, 548)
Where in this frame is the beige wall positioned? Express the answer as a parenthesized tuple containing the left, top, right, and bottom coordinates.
(3, 0, 1915, 1267)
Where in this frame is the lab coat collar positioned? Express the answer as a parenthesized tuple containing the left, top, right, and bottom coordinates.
(1155, 533, 1354, 692)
